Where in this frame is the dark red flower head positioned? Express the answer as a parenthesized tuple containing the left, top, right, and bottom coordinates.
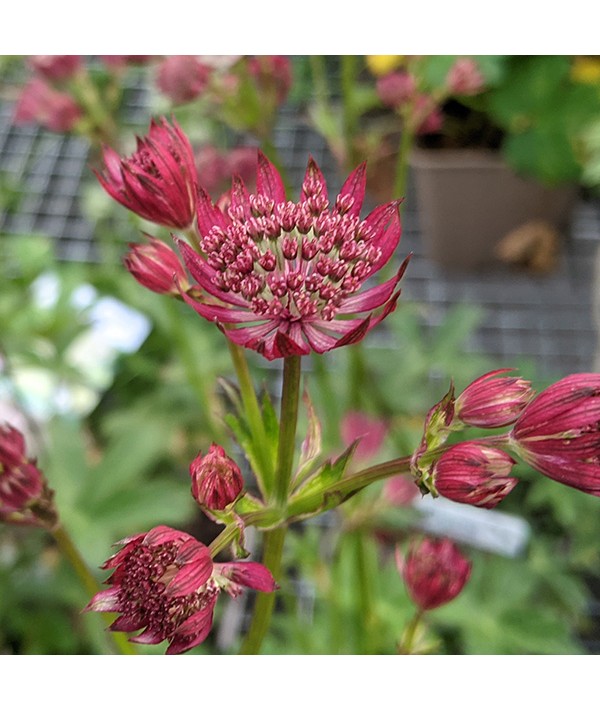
(14, 79, 82, 133)
(96, 117, 199, 229)
(510, 373, 600, 496)
(177, 151, 408, 360)
(85, 525, 276, 654)
(0, 423, 56, 528)
(397, 536, 472, 611)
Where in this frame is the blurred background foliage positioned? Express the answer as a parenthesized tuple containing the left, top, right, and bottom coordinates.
(1, 54, 599, 654)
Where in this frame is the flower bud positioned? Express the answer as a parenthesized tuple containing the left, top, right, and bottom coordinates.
(123, 236, 189, 294)
(155, 55, 212, 105)
(414, 95, 444, 135)
(14, 79, 82, 133)
(455, 369, 534, 428)
(28, 55, 83, 81)
(96, 117, 199, 229)
(433, 441, 518, 509)
(376, 71, 416, 108)
(397, 536, 471, 611)
(446, 57, 485, 96)
(246, 55, 293, 105)
(190, 444, 244, 510)
(0, 423, 57, 528)
(510, 373, 600, 496)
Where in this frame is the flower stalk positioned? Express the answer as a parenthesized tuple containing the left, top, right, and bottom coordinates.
(240, 356, 302, 654)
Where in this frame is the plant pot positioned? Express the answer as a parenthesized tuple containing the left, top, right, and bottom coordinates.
(409, 147, 578, 270)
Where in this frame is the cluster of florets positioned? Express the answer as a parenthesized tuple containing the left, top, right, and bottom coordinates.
(86, 524, 276, 655)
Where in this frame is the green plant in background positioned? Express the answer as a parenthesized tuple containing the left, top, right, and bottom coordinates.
(302, 55, 600, 204)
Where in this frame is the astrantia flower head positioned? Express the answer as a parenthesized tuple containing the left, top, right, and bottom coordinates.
(397, 536, 472, 611)
(510, 373, 600, 496)
(85, 525, 276, 654)
(0, 423, 57, 528)
(177, 151, 408, 360)
(96, 117, 199, 229)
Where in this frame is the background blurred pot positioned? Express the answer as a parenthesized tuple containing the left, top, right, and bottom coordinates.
(410, 147, 578, 270)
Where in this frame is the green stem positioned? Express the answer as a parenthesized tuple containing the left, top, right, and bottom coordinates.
(309, 55, 331, 113)
(351, 530, 375, 653)
(51, 525, 137, 655)
(398, 608, 424, 654)
(208, 523, 241, 558)
(227, 341, 274, 494)
(274, 356, 302, 507)
(347, 345, 367, 410)
(239, 355, 302, 654)
(288, 454, 413, 518)
(238, 527, 287, 655)
(70, 69, 119, 149)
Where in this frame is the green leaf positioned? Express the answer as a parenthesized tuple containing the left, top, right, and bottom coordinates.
(294, 389, 323, 488)
(82, 419, 170, 510)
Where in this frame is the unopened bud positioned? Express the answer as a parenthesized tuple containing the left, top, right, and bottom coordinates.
(190, 444, 244, 510)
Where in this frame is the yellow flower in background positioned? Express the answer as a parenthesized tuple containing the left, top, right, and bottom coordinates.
(365, 55, 404, 76)
(571, 56, 600, 85)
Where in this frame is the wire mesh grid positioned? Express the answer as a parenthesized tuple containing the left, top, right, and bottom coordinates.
(2, 97, 598, 377)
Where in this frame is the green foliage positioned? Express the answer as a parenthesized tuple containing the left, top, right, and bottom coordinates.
(485, 56, 600, 185)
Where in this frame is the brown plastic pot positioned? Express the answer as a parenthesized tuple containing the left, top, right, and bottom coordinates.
(410, 147, 578, 270)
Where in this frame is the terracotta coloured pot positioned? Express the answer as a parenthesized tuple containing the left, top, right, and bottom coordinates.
(410, 147, 578, 270)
